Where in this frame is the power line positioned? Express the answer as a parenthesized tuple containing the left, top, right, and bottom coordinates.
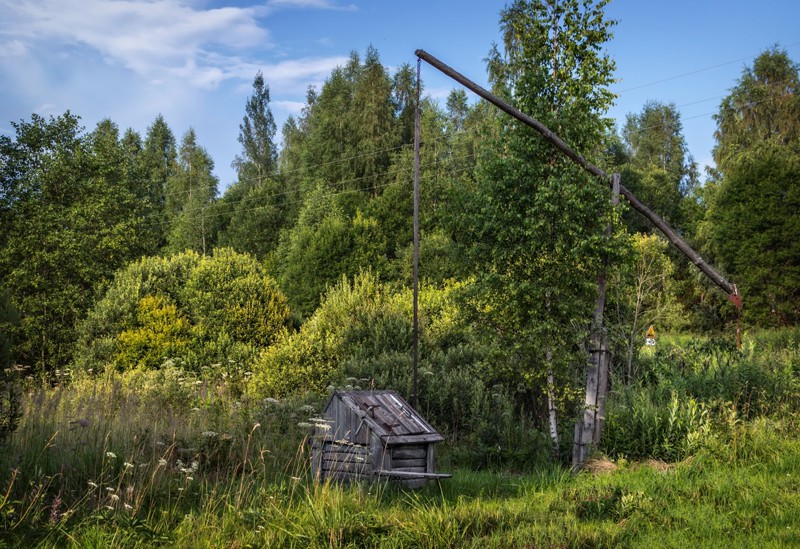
(615, 41, 800, 94)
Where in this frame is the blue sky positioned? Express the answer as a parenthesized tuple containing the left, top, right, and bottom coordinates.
(1, 0, 798, 190)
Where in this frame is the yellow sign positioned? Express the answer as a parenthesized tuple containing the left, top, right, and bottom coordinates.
(646, 325, 656, 338)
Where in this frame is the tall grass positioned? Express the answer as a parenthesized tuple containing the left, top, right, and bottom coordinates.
(1, 328, 799, 546)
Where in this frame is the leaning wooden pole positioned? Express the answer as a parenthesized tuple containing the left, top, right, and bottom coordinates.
(414, 49, 741, 305)
(412, 58, 422, 408)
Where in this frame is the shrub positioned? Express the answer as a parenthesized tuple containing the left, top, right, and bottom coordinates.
(0, 289, 21, 444)
(76, 248, 291, 373)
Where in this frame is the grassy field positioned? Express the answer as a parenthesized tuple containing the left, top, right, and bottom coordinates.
(2, 329, 799, 547)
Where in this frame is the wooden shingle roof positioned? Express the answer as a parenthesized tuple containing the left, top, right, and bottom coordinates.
(327, 390, 444, 444)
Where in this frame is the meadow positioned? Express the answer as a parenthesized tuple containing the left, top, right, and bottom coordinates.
(1, 328, 799, 548)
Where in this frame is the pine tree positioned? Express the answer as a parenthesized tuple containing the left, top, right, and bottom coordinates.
(705, 48, 800, 325)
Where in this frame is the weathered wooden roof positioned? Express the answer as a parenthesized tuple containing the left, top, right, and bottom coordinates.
(325, 390, 444, 444)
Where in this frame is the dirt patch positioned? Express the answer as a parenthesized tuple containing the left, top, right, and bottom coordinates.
(581, 457, 618, 475)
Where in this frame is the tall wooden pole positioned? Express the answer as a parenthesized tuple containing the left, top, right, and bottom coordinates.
(412, 58, 421, 408)
(414, 49, 740, 305)
(572, 174, 619, 468)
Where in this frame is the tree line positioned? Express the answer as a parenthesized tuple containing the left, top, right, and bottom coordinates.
(2, 0, 798, 461)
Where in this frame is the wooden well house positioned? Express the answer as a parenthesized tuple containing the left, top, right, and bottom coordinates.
(310, 390, 450, 487)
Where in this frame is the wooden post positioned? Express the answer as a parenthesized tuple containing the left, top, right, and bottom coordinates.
(412, 58, 421, 408)
(572, 174, 619, 469)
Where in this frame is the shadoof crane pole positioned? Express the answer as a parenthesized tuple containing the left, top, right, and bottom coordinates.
(410, 49, 742, 469)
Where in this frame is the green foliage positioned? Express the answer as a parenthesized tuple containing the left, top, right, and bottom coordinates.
(274, 187, 389, 318)
(705, 141, 800, 325)
(217, 72, 295, 259)
(608, 233, 685, 381)
(0, 290, 21, 445)
(0, 113, 164, 371)
(603, 388, 711, 461)
(703, 48, 800, 326)
(713, 47, 800, 173)
(603, 330, 800, 461)
(249, 272, 395, 397)
(617, 101, 699, 233)
(456, 0, 620, 455)
(76, 248, 290, 372)
(164, 129, 219, 254)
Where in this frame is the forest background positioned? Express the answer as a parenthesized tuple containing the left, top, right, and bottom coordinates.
(1, 0, 800, 546)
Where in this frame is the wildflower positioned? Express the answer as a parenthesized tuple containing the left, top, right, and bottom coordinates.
(124, 504, 133, 510)
(156, 441, 166, 446)
(123, 462, 134, 469)
(50, 495, 62, 524)
(264, 397, 279, 405)
(297, 422, 313, 429)
(158, 458, 168, 467)
(105, 487, 115, 493)
(69, 418, 89, 430)
(201, 431, 218, 438)
(106, 451, 117, 459)
(110, 494, 120, 502)
(87, 481, 98, 489)
(186, 476, 194, 482)
(300, 404, 315, 413)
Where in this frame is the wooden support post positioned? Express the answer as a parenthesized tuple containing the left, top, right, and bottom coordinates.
(572, 174, 619, 470)
(412, 59, 421, 408)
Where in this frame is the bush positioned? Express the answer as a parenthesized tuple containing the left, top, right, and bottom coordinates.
(602, 387, 711, 461)
(0, 289, 21, 444)
(76, 248, 291, 373)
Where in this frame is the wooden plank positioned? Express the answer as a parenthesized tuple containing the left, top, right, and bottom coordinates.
(322, 444, 370, 455)
(311, 447, 322, 481)
(393, 466, 426, 473)
(373, 470, 452, 479)
(383, 434, 443, 445)
(391, 447, 426, 460)
(392, 458, 426, 469)
(322, 461, 370, 474)
(322, 471, 369, 482)
(426, 443, 435, 473)
(322, 454, 370, 465)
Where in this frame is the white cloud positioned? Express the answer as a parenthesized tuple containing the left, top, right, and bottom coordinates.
(0, 0, 269, 88)
(266, 0, 357, 11)
(0, 40, 27, 57)
(274, 100, 305, 113)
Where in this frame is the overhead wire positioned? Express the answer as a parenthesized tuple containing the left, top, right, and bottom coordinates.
(615, 40, 800, 93)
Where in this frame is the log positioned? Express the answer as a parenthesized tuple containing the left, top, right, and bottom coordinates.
(391, 458, 426, 469)
(391, 447, 426, 460)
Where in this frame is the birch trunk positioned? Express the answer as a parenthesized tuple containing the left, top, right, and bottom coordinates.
(546, 347, 560, 461)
